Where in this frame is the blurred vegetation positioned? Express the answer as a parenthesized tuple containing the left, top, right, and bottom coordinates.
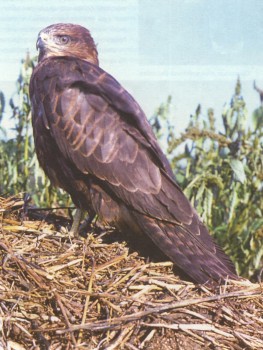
(0, 54, 70, 208)
(0, 55, 262, 279)
(151, 79, 263, 279)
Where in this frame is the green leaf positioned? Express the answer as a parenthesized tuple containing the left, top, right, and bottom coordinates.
(230, 158, 246, 183)
(254, 245, 263, 269)
(228, 190, 238, 224)
(252, 106, 263, 130)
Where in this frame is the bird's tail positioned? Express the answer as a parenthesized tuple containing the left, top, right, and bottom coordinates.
(131, 211, 238, 284)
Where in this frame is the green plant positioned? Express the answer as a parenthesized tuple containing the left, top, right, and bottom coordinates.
(0, 54, 70, 207)
(150, 79, 263, 278)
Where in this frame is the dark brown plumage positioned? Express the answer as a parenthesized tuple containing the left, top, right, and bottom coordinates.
(30, 23, 238, 284)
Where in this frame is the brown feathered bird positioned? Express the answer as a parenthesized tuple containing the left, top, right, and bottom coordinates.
(30, 23, 237, 284)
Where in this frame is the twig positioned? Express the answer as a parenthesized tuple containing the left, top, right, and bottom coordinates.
(141, 322, 234, 338)
(54, 292, 77, 346)
(77, 256, 96, 345)
(56, 290, 261, 333)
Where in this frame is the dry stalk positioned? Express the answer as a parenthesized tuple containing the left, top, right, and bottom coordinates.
(0, 195, 262, 349)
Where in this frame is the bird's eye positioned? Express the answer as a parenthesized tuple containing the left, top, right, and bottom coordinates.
(55, 35, 71, 45)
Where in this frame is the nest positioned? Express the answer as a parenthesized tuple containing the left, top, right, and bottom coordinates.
(0, 195, 262, 350)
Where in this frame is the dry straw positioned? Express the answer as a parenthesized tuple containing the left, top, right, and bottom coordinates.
(0, 195, 262, 349)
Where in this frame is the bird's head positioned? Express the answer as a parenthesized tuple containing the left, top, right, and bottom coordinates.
(36, 23, 99, 65)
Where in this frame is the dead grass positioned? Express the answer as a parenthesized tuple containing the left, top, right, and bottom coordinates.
(0, 194, 262, 349)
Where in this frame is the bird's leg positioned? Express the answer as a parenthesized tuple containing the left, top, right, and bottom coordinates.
(79, 210, 96, 237)
(70, 208, 96, 238)
(70, 208, 83, 238)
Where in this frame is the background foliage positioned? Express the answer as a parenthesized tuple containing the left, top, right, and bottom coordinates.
(0, 55, 70, 208)
(0, 55, 262, 279)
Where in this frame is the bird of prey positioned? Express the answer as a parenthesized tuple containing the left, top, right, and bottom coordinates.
(30, 23, 237, 284)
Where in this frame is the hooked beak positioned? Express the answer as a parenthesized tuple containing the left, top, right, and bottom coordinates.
(36, 32, 49, 50)
(36, 37, 42, 50)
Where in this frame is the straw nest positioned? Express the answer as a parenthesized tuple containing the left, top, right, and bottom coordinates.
(0, 194, 262, 350)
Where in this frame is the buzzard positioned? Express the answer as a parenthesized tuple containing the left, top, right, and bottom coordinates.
(30, 23, 237, 284)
